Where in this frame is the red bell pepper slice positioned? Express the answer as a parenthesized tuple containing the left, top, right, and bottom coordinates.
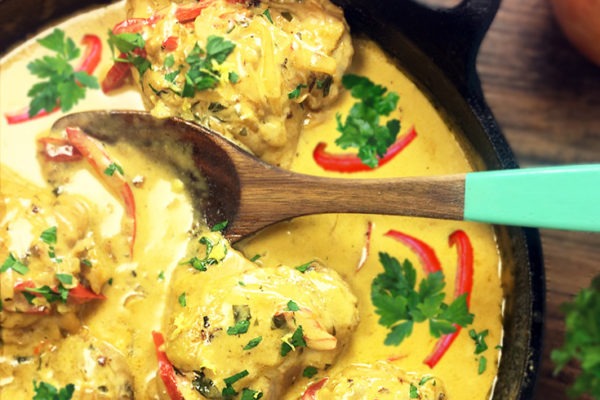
(101, 53, 132, 93)
(4, 33, 102, 125)
(65, 127, 137, 256)
(313, 126, 417, 173)
(67, 284, 106, 304)
(301, 377, 328, 400)
(152, 331, 184, 400)
(423, 229, 474, 368)
(161, 36, 179, 52)
(38, 137, 83, 162)
(112, 15, 162, 34)
(384, 229, 442, 274)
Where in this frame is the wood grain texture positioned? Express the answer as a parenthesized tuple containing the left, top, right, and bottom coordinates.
(476, 0, 600, 398)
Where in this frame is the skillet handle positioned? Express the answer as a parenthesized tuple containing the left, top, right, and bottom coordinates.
(374, 0, 501, 96)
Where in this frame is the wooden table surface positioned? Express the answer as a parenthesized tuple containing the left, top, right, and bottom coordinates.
(474, 0, 600, 398)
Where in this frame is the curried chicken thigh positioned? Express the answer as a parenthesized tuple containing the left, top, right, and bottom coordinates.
(155, 232, 360, 399)
(123, 0, 353, 166)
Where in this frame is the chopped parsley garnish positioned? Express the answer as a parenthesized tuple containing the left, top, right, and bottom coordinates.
(33, 380, 75, 400)
(243, 336, 262, 350)
(183, 35, 236, 97)
(419, 375, 434, 386)
(1, 253, 29, 275)
(211, 220, 229, 232)
(56, 274, 73, 285)
(478, 355, 487, 375)
(335, 74, 401, 168)
(281, 325, 306, 356)
(371, 253, 474, 346)
(158, 271, 165, 281)
(286, 300, 300, 312)
(178, 292, 187, 307)
(80, 259, 92, 267)
(469, 329, 489, 354)
(164, 54, 175, 68)
(303, 366, 318, 378)
(40, 226, 57, 245)
(262, 9, 273, 24)
(250, 254, 261, 262)
(182, 236, 222, 271)
(409, 383, 419, 398)
(107, 31, 150, 75)
(104, 162, 124, 177)
(552, 275, 600, 399)
(241, 388, 263, 400)
(288, 84, 307, 99)
(228, 304, 251, 335)
(295, 261, 313, 273)
(222, 370, 249, 397)
(26, 29, 99, 117)
(227, 320, 250, 335)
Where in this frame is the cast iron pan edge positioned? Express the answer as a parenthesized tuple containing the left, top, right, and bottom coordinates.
(0, 0, 545, 399)
(330, 1, 545, 398)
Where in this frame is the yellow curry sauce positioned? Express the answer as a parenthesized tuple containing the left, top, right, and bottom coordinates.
(0, 1, 503, 399)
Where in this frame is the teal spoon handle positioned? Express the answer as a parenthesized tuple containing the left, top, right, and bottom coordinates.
(464, 164, 600, 231)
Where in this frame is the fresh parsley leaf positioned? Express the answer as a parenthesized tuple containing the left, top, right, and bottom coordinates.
(183, 36, 236, 97)
(227, 319, 250, 335)
(286, 300, 300, 312)
(1, 253, 29, 275)
(303, 366, 318, 378)
(27, 29, 98, 116)
(33, 380, 75, 400)
(178, 292, 187, 307)
(335, 74, 400, 168)
(228, 71, 239, 84)
(107, 31, 149, 75)
(164, 54, 175, 68)
(241, 388, 263, 400)
(262, 9, 273, 24)
(181, 236, 222, 271)
(478, 355, 487, 375)
(55, 273, 73, 285)
(371, 252, 474, 346)
(281, 325, 306, 356)
(288, 84, 307, 99)
(243, 336, 262, 350)
(222, 370, 249, 397)
(469, 329, 489, 355)
(295, 261, 313, 273)
(104, 162, 124, 176)
(211, 220, 229, 232)
(552, 275, 600, 399)
(409, 383, 419, 398)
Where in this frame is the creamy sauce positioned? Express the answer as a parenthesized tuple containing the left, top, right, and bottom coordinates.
(0, 2, 503, 399)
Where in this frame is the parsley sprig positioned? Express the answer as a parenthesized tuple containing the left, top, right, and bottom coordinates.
(107, 31, 150, 75)
(552, 275, 600, 398)
(27, 29, 99, 117)
(182, 35, 236, 97)
(335, 74, 400, 168)
(371, 253, 474, 346)
(33, 380, 74, 400)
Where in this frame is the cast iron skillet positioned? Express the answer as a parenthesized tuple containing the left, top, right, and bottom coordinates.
(0, 0, 545, 398)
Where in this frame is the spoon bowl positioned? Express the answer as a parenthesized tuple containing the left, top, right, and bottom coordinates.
(52, 110, 600, 240)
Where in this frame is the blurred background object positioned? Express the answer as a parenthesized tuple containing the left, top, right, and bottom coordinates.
(550, 0, 600, 67)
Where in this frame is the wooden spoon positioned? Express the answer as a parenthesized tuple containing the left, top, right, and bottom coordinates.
(51, 110, 600, 242)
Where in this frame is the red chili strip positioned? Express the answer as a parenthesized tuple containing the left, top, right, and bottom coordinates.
(384, 229, 442, 274)
(423, 229, 474, 368)
(65, 127, 137, 256)
(356, 220, 373, 271)
(313, 126, 417, 173)
(301, 377, 329, 400)
(38, 137, 83, 162)
(4, 34, 102, 124)
(152, 331, 184, 400)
